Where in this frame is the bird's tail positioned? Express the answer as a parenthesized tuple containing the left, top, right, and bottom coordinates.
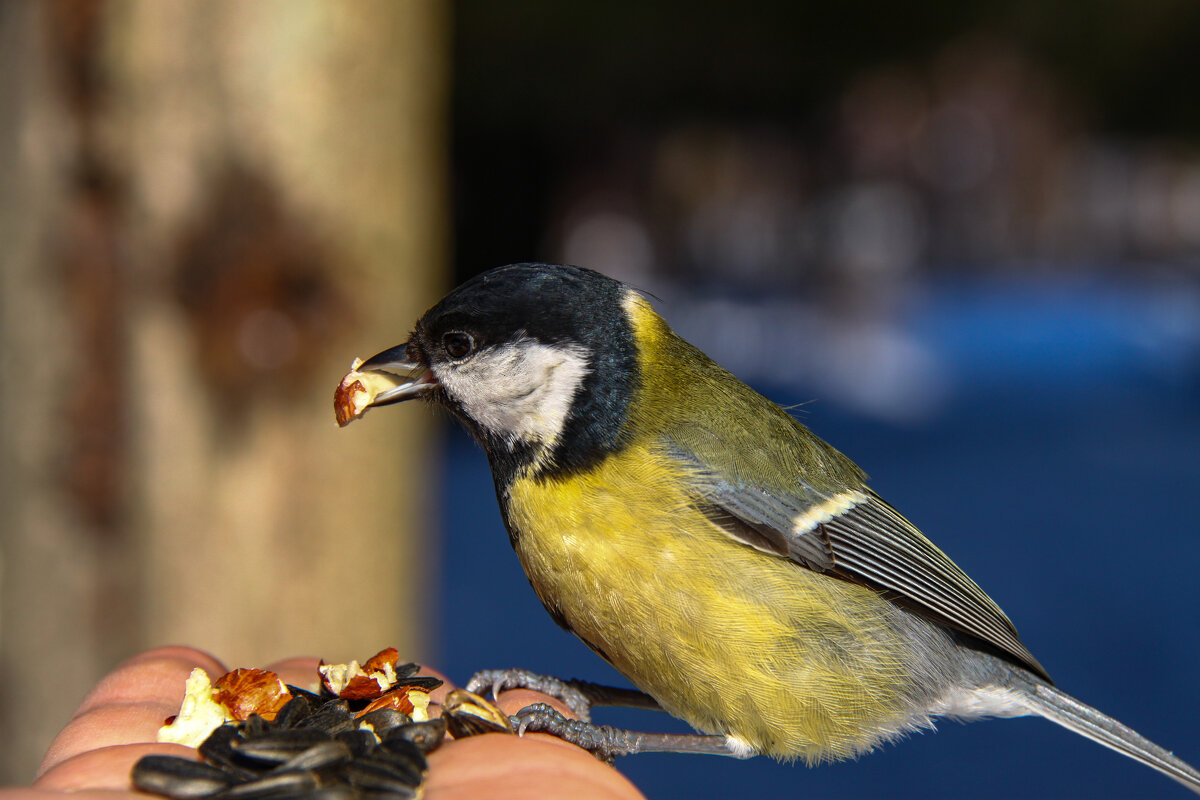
(1018, 680, 1200, 794)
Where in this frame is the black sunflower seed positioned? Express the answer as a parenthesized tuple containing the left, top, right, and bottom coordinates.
(376, 737, 428, 776)
(307, 711, 357, 736)
(231, 727, 333, 764)
(240, 714, 271, 740)
(358, 708, 410, 734)
(443, 709, 511, 739)
(368, 746, 425, 784)
(284, 684, 322, 703)
(335, 729, 380, 758)
(344, 757, 421, 793)
(317, 697, 352, 713)
(393, 676, 443, 692)
(441, 689, 513, 740)
(392, 662, 420, 680)
(381, 718, 446, 754)
(131, 755, 240, 799)
(358, 787, 418, 800)
(212, 769, 321, 799)
(272, 694, 314, 729)
(197, 725, 256, 778)
(272, 740, 352, 773)
(305, 786, 360, 800)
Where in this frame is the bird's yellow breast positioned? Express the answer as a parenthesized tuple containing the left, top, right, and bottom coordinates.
(506, 443, 928, 762)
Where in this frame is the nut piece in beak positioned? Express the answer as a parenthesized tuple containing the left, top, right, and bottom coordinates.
(333, 353, 433, 427)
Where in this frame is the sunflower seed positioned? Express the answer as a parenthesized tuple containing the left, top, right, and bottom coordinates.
(366, 747, 424, 784)
(393, 676, 443, 692)
(272, 694, 314, 729)
(131, 755, 239, 799)
(231, 728, 332, 764)
(358, 787, 418, 800)
(306, 786, 360, 800)
(335, 729, 380, 757)
(284, 684, 322, 702)
(213, 769, 320, 799)
(240, 714, 271, 740)
(392, 662, 420, 680)
(272, 740, 352, 773)
(197, 725, 256, 778)
(358, 708, 410, 733)
(376, 737, 428, 777)
(306, 706, 357, 736)
(344, 757, 421, 793)
(381, 718, 446, 754)
(441, 689, 513, 739)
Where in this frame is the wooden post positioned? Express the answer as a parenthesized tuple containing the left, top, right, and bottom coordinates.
(0, 0, 446, 781)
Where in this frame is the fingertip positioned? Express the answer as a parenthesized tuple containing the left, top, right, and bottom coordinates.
(121, 645, 226, 674)
(35, 742, 195, 792)
(75, 646, 225, 718)
(39, 646, 223, 778)
(426, 734, 644, 800)
(39, 700, 185, 778)
(264, 656, 323, 691)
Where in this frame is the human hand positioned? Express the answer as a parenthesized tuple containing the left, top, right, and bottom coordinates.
(2, 646, 646, 800)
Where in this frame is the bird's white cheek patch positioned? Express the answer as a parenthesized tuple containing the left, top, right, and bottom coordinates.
(437, 339, 590, 448)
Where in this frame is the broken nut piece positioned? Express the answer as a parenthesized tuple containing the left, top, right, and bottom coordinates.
(319, 647, 401, 699)
(359, 686, 433, 722)
(158, 667, 295, 747)
(212, 668, 292, 722)
(442, 689, 514, 739)
(157, 668, 234, 748)
(333, 358, 407, 427)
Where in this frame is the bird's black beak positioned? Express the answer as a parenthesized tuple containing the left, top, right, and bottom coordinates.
(356, 343, 437, 408)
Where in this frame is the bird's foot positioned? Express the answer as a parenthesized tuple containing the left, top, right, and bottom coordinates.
(466, 668, 596, 722)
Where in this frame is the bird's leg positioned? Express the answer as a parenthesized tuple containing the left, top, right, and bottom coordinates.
(465, 669, 751, 762)
(465, 668, 662, 723)
(511, 702, 752, 762)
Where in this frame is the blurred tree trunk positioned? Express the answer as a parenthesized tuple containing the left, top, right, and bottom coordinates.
(0, 0, 446, 782)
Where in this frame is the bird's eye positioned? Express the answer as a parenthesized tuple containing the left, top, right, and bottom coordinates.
(442, 331, 474, 360)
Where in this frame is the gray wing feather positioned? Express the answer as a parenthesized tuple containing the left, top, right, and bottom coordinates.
(693, 476, 835, 570)
(822, 492, 1047, 679)
(673, 444, 1050, 681)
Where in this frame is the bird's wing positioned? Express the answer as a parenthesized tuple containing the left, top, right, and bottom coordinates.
(665, 437, 1050, 681)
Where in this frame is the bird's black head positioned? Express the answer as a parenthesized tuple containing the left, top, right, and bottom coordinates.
(363, 263, 640, 483)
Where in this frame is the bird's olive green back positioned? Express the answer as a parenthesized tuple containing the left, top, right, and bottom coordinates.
(621, 292, 866, 499)
(620, 292, 1048, 680)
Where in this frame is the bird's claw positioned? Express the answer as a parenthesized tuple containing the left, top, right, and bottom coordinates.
(465, 668, 594, 722)
(510, 702, 631, 763)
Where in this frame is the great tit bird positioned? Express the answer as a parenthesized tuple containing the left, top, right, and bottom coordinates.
(344, 262, 1200, 793)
